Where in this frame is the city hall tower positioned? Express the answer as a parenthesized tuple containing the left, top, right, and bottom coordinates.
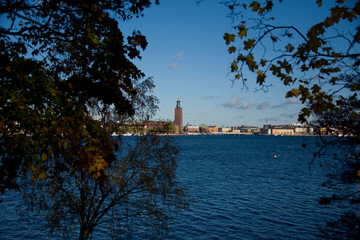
(174, 98, 183, 133)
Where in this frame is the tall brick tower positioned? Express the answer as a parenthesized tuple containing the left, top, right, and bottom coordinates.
(174, 98, 183, 133)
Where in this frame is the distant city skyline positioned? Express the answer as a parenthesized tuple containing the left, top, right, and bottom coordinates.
(121, 0, 351, 127)
(154, 98, 302, 128)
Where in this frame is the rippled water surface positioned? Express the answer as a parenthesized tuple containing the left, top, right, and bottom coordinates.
(168, 135, 354, 240)
(0, 135, 356, 239)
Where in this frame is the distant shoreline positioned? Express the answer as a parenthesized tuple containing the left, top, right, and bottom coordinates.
(117, 133, 325, 137)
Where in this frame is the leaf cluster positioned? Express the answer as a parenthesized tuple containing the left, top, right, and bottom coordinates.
(21, 135, 189, 239)
(0, 0, 159, 192)
(1, 1, 189, 239)
(223, 2, 360, 236)
(223, 0, 360, 123)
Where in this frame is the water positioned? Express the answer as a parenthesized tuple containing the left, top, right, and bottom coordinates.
(168, 135, 356, 240)
(0, 135, 357, 239)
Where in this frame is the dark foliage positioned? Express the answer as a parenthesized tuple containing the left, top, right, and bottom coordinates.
(1, 1, 189, 239)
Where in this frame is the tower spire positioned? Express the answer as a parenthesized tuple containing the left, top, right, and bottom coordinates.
(176, 98, 181, 108)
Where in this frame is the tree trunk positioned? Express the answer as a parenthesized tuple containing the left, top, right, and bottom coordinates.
(79, 224, 91, 240)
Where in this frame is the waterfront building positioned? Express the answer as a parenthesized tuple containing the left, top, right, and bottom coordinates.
(199, 124, 208, 133)
(184, 125, 200, 133)
(293, 126, 315, 135)
(232, 125, 260, 134)
(219, 127, 231, 132)
(174, 98, 183, 133)
(270, 125, 295, 135)
(136, 121, 167, 131)
(208, 125, 218, 133)
(263, 123, 272, 132)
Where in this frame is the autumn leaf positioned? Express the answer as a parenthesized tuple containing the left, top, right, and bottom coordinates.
(301, 107, 311, 117)
(250, 1, 260, 12)
(224, 33, 235, 45)
(237, 24, 248, 39)
(246, 54, 258, 71)
(231, 60, 238, 72)
(256, 70, 265, 85)
(270, 35, 277, 42)
(285, 43, 294, 52)
(350, 112, 358, 121)
(41, 153, 47, 161)
(312, 84, 321, 94)
(228, 46, 236, 54)
(39, 171, 47, 180)
(244, 38, 255, 50)
(350, 83, 359, 91)
(286, 88, 300, 98)
(270, 64, 281, 76)
(260, 59, 267, 67)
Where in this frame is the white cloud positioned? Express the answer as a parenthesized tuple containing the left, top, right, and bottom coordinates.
(169, 62, 178, 70)
(286, 98, 300, 104)
(223, 96, 241, 108)
(223, 96, 255, 110)
(256, 101, 270, 110)
(271, 98, 300, 108)
(174, 52, 183, 59)
(202, 95, 220, 100)
(280, 113, 299, 119)
(169, 52, 183, 70)
(238, 102, 255, 110)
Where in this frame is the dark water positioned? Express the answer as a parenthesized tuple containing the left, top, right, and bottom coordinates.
(0, 135, 357, 239)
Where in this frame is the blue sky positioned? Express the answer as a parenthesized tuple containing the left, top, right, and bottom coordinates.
(121, 0, 354, 127)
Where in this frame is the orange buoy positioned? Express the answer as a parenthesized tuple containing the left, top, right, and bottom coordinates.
(273, 154, 277, 158)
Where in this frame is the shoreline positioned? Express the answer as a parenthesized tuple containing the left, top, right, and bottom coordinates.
(116, 132, 329, 137)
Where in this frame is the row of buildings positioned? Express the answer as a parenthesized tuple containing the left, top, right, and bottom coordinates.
(184, 124, 315, 136)
(119, 121, 316, 136)
(122, 99, 325, 136)
(174, 99, 316, 136)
